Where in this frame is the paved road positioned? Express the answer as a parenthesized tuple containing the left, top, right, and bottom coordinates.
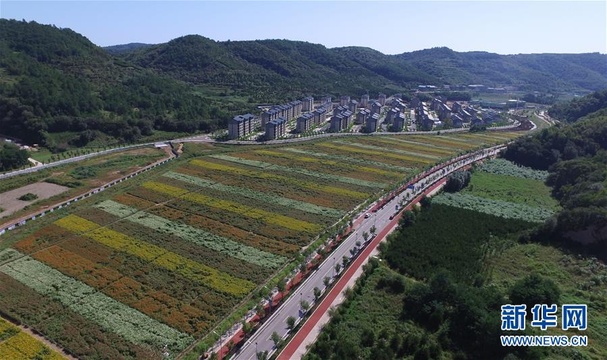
(233, 145, 505, 360)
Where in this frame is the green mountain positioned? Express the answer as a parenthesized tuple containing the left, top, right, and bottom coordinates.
(396, 47, 607, 91)
(123, 39, 607, 97)
(121, 36, 418, 101)
(1, 19, 606, 150)
(0, 19, 229, 149)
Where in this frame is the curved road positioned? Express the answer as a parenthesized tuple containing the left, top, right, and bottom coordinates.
(232, 145, 505, 360)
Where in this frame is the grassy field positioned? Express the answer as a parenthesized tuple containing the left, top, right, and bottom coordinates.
(0, 131, 524, 359)
(464, 171, 560, 211)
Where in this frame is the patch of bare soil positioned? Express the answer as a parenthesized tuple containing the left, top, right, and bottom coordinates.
(0, 182, 69, 218)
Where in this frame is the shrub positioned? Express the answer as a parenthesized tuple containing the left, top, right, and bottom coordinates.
(18, 193, 38, 201)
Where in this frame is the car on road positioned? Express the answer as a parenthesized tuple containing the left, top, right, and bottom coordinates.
(364, 213, 370, 219)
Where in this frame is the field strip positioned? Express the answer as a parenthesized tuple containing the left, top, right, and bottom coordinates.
(32, 244, 208, 334)
(95, 200, 287, 269)
(189, 159, 368, 199)
(164, 171, 343, 217)
(432, 193, 554, 223)
(0, 328, 65, 360)
(433, 135, 484, 145)
(333, 140, 441, 160)
(0, 249, 193, 350)
(54, 215, 256, 296)
(317, 142, 435, 164)
(209, 154, 387, 188)
(283, 148, 412, 172)
(252, 149, 403, 178)
(365, 137, 459, 154)
(142, 181, 323, 233)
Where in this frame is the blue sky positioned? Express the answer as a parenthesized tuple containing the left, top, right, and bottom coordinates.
(1, 1, 605, 55)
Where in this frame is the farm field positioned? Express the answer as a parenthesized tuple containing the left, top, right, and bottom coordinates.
(0, 147, 170, 226)
(0, 317, 66, 360)
(0, 131, 523, 359)
(433, 158, 558, 223)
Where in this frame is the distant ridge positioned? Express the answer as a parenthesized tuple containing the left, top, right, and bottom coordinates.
(104, 42, 155, 54)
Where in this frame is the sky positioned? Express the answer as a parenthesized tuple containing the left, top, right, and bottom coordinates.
(0, 1, 605, 55)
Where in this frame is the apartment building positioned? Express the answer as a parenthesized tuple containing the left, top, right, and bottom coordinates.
(228, 114, 257, 139)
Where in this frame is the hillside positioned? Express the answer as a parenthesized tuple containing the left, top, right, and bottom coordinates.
(504, 90, 607, 260)
(123, 39, 607, 97)
(1, 19, 606, 150)
(396, 47, 607, 91)
(121, 37, 414, 101)
(0, 19, 230, 149)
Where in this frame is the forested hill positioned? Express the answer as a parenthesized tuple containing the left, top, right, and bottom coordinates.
(121, 38, 607, 99)
(0, 19, 230, 149)
(504, 91, 607, 259)
(396, 47, 607, 92)
(1, 19, 606, 149)
(548, 89, 607, 122)
(120, 37, 428, 101)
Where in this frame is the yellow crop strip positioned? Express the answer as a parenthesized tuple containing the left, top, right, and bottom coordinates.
(318, 142, 435, 165)
(253, 149, 400, 178)
(55, 215, 255, 296)
(143, 182, 322, 233)
(189, 159, 367, 199)
(0, 332, 46, 359)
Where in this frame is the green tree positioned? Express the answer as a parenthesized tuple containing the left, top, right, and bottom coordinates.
(286, 316, 296, 331)
(313, 287, 322, 301)
(509, 273, 561, 310)
(300, 300, 310, 312)
(271, 331, 281, 347)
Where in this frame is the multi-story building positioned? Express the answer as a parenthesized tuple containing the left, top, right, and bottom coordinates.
(371, 100, 382, 114)
(348, 100, 358, 114)
(228, 114, 256, 139)
(313, 106, 328, 125)
(296, 112, 315, 133)
(356, 108, 371, 124)
(340, 96, 351, 106)
(385, 108, 399, 124)
(365, 113, 380, 133)
(302, 96, 314, 112)
(329, 108, 353, 133)
(265, 117, 287, 140)
(321, 96, 333, 111)
(378, 93, 387, 106)
(333, 105, 348, 116)
(289, 100, 303, 119)
(391, 113, 405, 132)
(360, 94, 369, 108)
(261, 108, 280, 127)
